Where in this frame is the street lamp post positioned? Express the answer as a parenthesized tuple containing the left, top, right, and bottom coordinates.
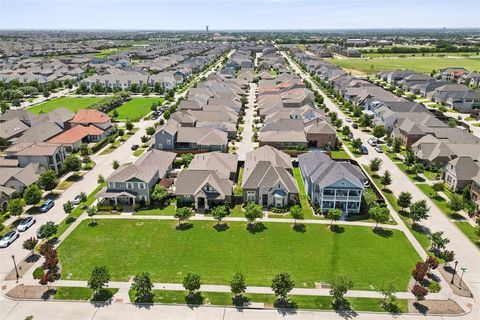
(460, 267, 467, 286)
(451, 260, 459, 284)
(11, 255, 19, 283)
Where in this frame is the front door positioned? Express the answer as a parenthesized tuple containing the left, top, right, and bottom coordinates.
(198, 197, 205, 209)
(262, 194, 268, 206)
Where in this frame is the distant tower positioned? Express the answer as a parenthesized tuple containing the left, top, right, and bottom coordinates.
(206, 25, 209, 33)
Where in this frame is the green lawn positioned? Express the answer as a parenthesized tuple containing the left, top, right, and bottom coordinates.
(326, 57, 480, 75)
(454, 222, 480, 248)
(109, 97, 164, 121)
(293, 167, 316, 219)
(128, 289, 407, 312)
(133, 148, 146, 157)
(133, 203, 176, 216)
(54, 287, 118, 301)
(58, 219, 419, 291)
(363, 52, 480, 58)
(330, 149, 351, 160)
(28, 97, 103, 114)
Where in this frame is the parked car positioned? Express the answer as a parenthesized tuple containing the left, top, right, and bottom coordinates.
(352, 123, 358, 129)
(72, 195, 83, 205)
(345, 117, 351, 122)
(131, 144, 139, 151)
(375, 146, 384, 153)
(0, 231, 19, 248)
(17, 216, 36, 232)
(39, 199, 54, 213)
(367, 138, 377, 147)
(360, 145, 369, 155)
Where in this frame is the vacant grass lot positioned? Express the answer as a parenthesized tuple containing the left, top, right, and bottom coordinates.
(326, 57, 480, 75)
(28, 97, 103, 114)
(58, 220, 419, 291)
(109, 97, 164, 121)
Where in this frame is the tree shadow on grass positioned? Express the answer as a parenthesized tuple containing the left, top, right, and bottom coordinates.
(184, 292, 204, 307)
(412, 223, 431, 236)
(88, 221, 98, 227)
(247, 222, 267, 234)
(372, 227, 393, 238)
(275, 299, 298, 316)
(449, 212, 465, 221)
(91, 288, 114, 302)
(232, 295, 250, 307)
(176, 223, 194, 231)
(213, 223, 229, 232)
(330, 225, 345, 233)
(293, 223, 306, 233)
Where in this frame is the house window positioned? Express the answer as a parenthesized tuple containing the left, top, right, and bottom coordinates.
(139, 183, 146, 189)
(166, 139, 171, 145)
(247, 191, 255, 202)
(126, 182, 132, 189)
(108, 182, 114, 188)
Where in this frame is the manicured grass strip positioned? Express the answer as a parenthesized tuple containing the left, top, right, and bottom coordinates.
(416, 184, 453, 217)
(362, 165, 432, 251)
(54, 184, 103, 238)
(54, 287, 118, 301)
(454, 222, 480, 248)
(28, 97, 103, 114)
(330, 149, 351, 160)
(58, 220, 419, 291)
(133, 148, 146, 157)
(109, 97, 164, 121)
(229, 204, 244, 217)
(127, 289, 407, 312)
(133, 203, 176, 216)
(293, 167, 316, 219)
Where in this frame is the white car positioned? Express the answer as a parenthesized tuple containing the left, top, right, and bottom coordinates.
(17, 216, 36, 232)
(375, 146, 384, 153)
(345, 117, 352, 122)
(72, 195, 83, 205)
(0, 231, 20, 248)
(367, 138, 377, 147)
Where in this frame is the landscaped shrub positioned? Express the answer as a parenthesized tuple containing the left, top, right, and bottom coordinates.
(270, 206, 290, 214)
(427, 281, 441, 293)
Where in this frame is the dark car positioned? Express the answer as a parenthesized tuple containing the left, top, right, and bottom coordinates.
(39, 199, 54, 213)
(131, 144, 139, 151)
(352, 123, 359, 129)
(360, 145, 369, 155)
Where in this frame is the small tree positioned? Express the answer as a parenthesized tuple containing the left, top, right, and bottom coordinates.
(7, 198, 24, 216)
(244, 202, 263, 227)
(412, 261, 429, 283)
(369, 158, 382, 174)
(429, 231, 449, 254)
(174, 207, 193, 227)
(425, 256, 439, 270)
(43, 247, 58, 271)
(131, 272, 154, 303)
(397, 192, 412, 212)
(146, 126, 156, 136)
(378, 282, 397, 310)
(230, 272, 246, 300)
(150, 185, 168, 207)
(112, 160, 120, 170)
(86, 206, 97, 225)
(442, 250, 455, 266)
(369, 206, 389, 228)
(411, 284, 428, 301)
(211, 205, 229, 226)
(290, 205, 304, 228)
(63, 200, 74, 213)
(97, 174, 105, 184)
(183, 273, 201, 299)
(372, 125, 387, 138)
(380, 170, 392, 189)
(404, 149, 415, 169)
(328, 208, 342, 227)
(63, 154, 82, 173)
(409, 200, 429, 225)
(23, 184, 42, 205)
(39, 271, 55, 289)
(271, 272, 294, 305)
(88, 266, 110, 298)
(22, 237, 38, 256)
(38, 170, 58, 192)
(392, 137, 402, 153)
(37, 221, 57, 239)
(180, 153, 194, 167)
(125, 121, 134, 131)
(448, 194, 464, 216)
(330, 275, 353, 310)
(351, 138, 362, 151)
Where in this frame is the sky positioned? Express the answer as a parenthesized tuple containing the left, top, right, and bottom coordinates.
(0, 0, 479, 30)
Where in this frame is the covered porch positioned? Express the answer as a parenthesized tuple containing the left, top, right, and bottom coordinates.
(96, 187, 138, 205)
